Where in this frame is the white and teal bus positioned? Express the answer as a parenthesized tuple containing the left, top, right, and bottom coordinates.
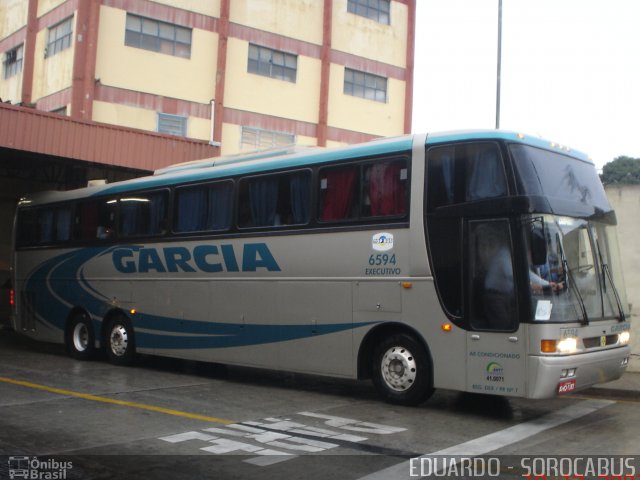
(11, 131, 631, 405)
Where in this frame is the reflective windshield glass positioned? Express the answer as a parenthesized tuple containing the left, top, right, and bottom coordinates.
(510, 144, 611, 213)
(527, 215, 603, 323)
(592, 222, 630, 319)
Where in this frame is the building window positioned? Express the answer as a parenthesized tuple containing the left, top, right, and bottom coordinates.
(241, 127, 295, 150)
(51, 106, 67, 115)
(3, 44, 23, 79)
(157, 113, 187, 136)
(46, 17, 73, 58)
(125, 14, 192, 58)
(344, 68, 387, 103)
(347, 0, 390, 24)
(247, 44, 297, 83)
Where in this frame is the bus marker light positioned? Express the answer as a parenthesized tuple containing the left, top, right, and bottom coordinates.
(9, 289, 14, 306)
(441, 323, 452, 332)
(401, 282, 412, 289)
(130, 309, 137, 315)
(541, 340, 556, 353)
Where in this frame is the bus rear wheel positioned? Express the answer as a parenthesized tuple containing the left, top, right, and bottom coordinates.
(104, 315, 136, 366)
(66, 313, 95, 361)
(372, 333, 433, 406)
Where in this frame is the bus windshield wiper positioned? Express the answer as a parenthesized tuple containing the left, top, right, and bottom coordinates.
(557, 233, 589, 325)
(595, 238, 626, 323)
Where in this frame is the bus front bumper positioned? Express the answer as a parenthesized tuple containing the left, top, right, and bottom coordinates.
(527, 346, 631, 399)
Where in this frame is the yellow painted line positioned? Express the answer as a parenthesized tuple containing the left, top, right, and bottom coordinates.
(0, 376, 234, 425)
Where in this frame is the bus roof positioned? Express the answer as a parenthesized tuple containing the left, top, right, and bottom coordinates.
(19, 130, 592, 207)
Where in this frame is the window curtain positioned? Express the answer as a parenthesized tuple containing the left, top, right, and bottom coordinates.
(119, 201, 140, 236)
(369, 163, 406, 216)
(249, 177, 279, 226)
(321, 168, 357, 221)
(290, 174, 310, 224)
(55, 207, 72, 241)
(38, 210, 54, 243)
(176, 188, 207, 232)
(207, 184, 232, 230)
(467, 146, 506, 201)
(77, 203, 98, 240)
(441, 149, 456, 205)
(148, 193, 167, 234)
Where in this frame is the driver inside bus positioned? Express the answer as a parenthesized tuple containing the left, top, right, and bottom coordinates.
(528, 228, 565, 295)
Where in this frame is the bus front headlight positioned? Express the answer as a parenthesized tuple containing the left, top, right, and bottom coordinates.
(556, 337, 578, 353)
(619, 331, 631, 345)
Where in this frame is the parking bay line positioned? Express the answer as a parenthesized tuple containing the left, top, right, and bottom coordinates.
(0, 376, 234, 425)
(357, 398, 615, 480)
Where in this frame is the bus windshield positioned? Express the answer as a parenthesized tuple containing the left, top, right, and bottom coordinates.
(510, 144, 611, 214)
(527, 214, 629, 323)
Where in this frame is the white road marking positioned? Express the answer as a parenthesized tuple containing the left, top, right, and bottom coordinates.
(297, 411, 407, 434)
(158, 412, 405, 466)
(357, 399, 615, 480)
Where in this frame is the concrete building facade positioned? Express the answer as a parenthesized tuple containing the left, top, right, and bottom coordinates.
(1, 0, 416, 156)
(605, 185, 640, 372)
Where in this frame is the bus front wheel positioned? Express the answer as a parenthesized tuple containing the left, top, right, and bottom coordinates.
(372, 333, 433, 406)
(65, 313, 95, 361)
(104, 315, 136, 366)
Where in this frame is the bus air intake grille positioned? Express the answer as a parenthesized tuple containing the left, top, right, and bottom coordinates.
(583, 334, 618, 349)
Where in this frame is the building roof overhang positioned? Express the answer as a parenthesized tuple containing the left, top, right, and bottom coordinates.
(0, 102, 218, 171)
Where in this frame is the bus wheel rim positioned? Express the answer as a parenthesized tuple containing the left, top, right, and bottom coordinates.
(380, 346, 417, 392)
(72, 323, 89, 352)
(109, 324, 128, 357)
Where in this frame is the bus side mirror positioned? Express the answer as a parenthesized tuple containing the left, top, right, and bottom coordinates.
(530, 227, 547, 266)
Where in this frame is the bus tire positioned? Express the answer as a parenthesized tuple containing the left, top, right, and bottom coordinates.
(65, 313, 95, 361)
(372, 333, 433, 406)
(104, 314, 136, 366)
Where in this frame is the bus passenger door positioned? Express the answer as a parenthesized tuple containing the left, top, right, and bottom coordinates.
(465, 219, 526, 397)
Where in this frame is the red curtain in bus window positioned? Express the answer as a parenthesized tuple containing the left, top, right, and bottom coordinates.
(369, 162, 406, 216)
(321, 167, 357, 221)
(76, 202, 98, 240)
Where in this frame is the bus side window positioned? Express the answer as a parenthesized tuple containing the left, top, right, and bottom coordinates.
(74, 199, 116, 241)
(468, 220, 517, 331)
(37, 208, 54, 244)
(427, 143, 506, 211)
(119, 191, 168, 237)
(238, 171, 311, 228)
(319, 165, 358, 222)
(174, 182, 233, 233)
(364, 160, 408, 217)
(16, 209, 37, 247)
(465, 143, 507, 201)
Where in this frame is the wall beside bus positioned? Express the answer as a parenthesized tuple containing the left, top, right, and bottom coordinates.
(95, 6, 217, 105)
(332, 0, 408, 68)
(606, 184, 640, 372)
(0, 0, 27, 39)
(230, 0, 324, 45)
(31, 16, 75, 104)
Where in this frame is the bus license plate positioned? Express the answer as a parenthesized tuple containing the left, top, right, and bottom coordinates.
(558, 379, 576, 394)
